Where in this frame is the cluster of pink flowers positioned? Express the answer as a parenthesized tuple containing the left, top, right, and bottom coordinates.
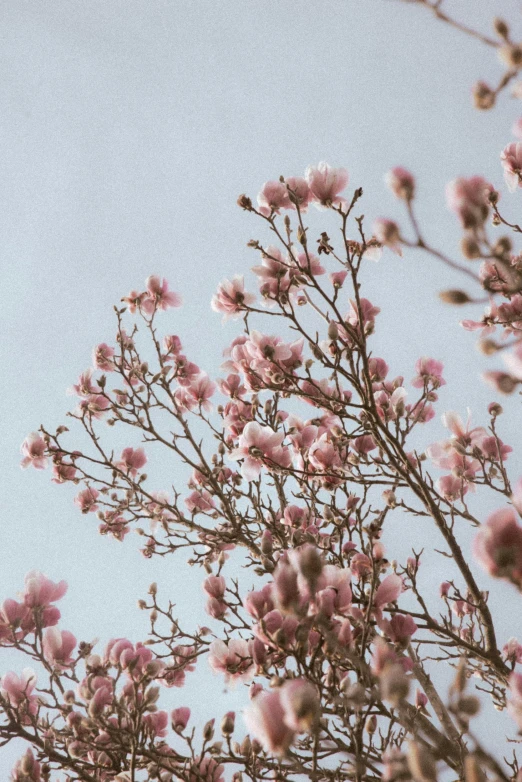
(427, 411, 512, 501)
(256, 162, 348, 216)
(446, 176, 492, 229)
(122, 275, 182, 315)
(243, 679, 319, 755)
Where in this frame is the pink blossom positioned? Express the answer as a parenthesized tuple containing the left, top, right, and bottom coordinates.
(1, 669, 37, 719)
(411, 357, 445, 389)
(501, 142, 522, 192)
(189, 756, 224, 782)
(208, 639, 254, 683)
(279, 679, 320, 732)
(243, 689, 295, 756)
(143, 710, 169, 737)
(141, 276, 182, 314)
(374, 574, 403, 608)
(253, 609, 298, 649)
(305, 162, 349, 208)
(329, 270, 348, 288)
(203, 576, 226, 599)
(68, 368, 100, 397)
(257, 180, 291, 214)
(295, 252, 325, 277)
(51, 462, 77, 483)
(347, 297, 381, 334)
(379, 614, 418, 647)
(437, 475, 468, 503)
(504, 638, 522, 664)
(77, 394, 110, 419)
(11, 749, 41, 782)
(122, 289, 147, 313)
(230, 421, 291, 481)
(473, 507, 522, 587)
(368, 357, 389, 382)
(185, 489, 215, 513)
(21, 572, 67, 608)
(92, 343, 115, 372)
(42, 627, 76, 668)
(185, 373, 217, 411)
(163, 334, 183, 359)
(285, 176, 311, 210)
(373, 218, 402, 256)
(271, 559, 301, 613)
(385, 167, 415, 201)
(316, 565, 352, 616)
(219, 373, 245, 398)
(243, 584, 274, 619)
(446, 176, 491, 227)
(211, 276, 255, 320)
(115, 447, 147, 477)
(0, 599, 33, 641)
(171, 706, 191, 732)
(353, 434, 377, 456)
(20, 433, 47, 470)
(74, 487, 100, 514)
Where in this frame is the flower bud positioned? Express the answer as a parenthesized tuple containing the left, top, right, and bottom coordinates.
(260, 529, 273, 556)
(221, 711, 236, 737)
(493, 236, 512, 256)
(365, 714, 377, 734)
(494, 17, 509, 39)
(499, 44, 522, 69)
(380, 663, 410, 707)
(327, 321, 339, 341)
(488, 402, 503, 417)
(460, 236, 481, 260)
(478, 339, 499, 356)
(472, 81, 495, 110)
(456, 695, 480, 717)
(203, 718, 215, 742)
(439, 289, 471, 305)
(237, 194, 253, 210)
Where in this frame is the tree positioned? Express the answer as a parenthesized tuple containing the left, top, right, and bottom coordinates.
(5, 5, 522, 782)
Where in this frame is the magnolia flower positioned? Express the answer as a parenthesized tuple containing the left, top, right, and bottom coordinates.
(446, 176, 491, 227)
(501, 142, 522, 192)
(243, 689, 295, 755)
(211, 276, 255, 320)
(208, 639, 254, 683)
(473, 507, 522, 587)
(42, 627, 76, 668)
(230, 421, 291, 481)
(1, 669, 38, 718)
(142, 276, 182, 314)
(305, 162, 349, 208)
(115, 447, 147, 477)
(21, 572, 67, 608)
(373, 218, 402, 256)
(20, 433, 47, 470)
(385, 167, 415, 200)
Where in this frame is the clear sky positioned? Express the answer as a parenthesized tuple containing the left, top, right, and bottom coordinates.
(1, 0, 522, 772)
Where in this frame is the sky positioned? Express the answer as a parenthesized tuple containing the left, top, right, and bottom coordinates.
(2, 0, 522, 773)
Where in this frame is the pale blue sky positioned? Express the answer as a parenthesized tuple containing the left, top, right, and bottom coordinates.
(2, 0, 522, 772)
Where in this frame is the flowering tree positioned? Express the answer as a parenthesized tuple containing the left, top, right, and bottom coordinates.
(7, 6, 522, 782)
